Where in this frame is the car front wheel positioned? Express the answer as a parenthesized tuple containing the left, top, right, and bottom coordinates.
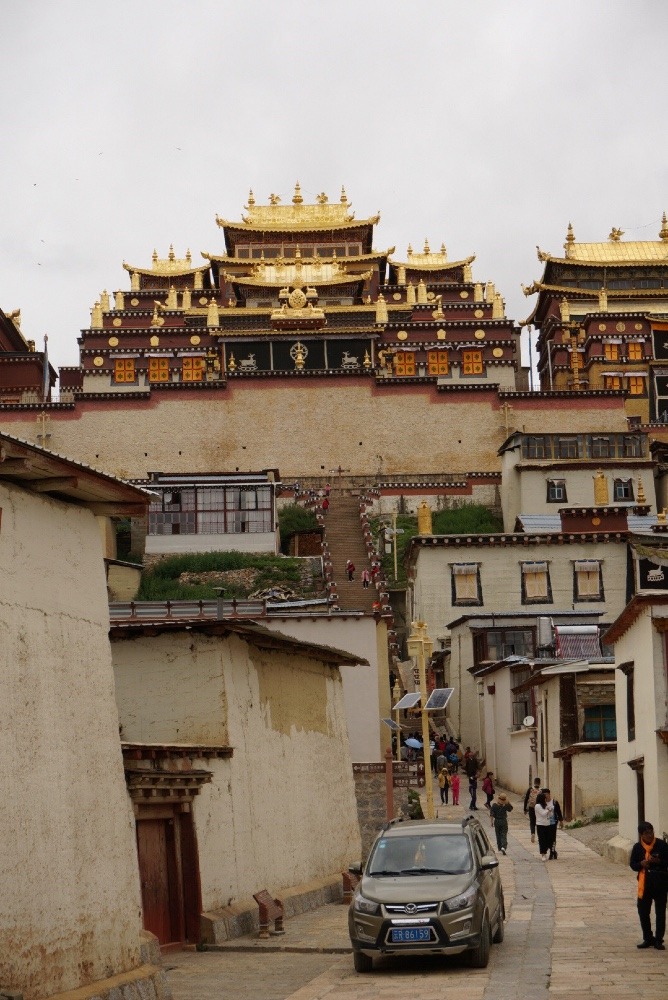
(353, 950, 373, 973)
(469, 913, 491, 968)
(492, 898, 505, 944)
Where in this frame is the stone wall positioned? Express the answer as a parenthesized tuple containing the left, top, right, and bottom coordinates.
(352, 762, 410, 862)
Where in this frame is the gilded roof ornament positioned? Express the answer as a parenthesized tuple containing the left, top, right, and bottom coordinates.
(340, 186, 348, 205)
(247, 189, 256, 207)
(660, 212, 668, 242)
(124, 247, 207, 277)
(269, 193, 281, 205)
(292, 181, 303, 205)
(608, 227, 624, 242)
(316, 192, 328, 204)
(407, 244, 413, 257)
(217, 186, 379, 230)
(423, 238, 431, 254)
(441, 243, 447, 256)
(168, 244, 175, 261)
(565, 222, 575, 244)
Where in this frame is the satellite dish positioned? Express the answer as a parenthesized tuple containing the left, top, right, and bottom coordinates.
(523, 715, 535, 728)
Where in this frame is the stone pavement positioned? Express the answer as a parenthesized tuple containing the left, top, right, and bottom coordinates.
(167, 789, 667, 999)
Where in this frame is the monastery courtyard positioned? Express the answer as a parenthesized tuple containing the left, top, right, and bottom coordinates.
(165, 790, 666, 1000)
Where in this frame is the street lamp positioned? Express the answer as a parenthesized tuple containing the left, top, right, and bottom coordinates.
(392, 680, 402, 761)
(407, 620, 435, 819)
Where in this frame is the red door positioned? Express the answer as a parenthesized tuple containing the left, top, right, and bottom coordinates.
(136, 817, 180, 945)
(563, 759, 573, 821)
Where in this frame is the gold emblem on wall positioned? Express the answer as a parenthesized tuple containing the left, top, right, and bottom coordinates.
(493, 347, 503, 358)
(150, 336, 160, 347)
(475, 309, 484, 318)
(108, 337, 119, 347)
(397, 331, 408, 341)
(112, 318, 122, 327)
(616, 322, 626, 332)
(93, 356, 104, 366)
(436, 329, 446, 340)
(130, 298, 139, 306)
(290, 341, 307, 369)
(392, 293, 402, 301)
(598, 323, 607, 331)
(199, 296, 208, 305)
(475, 329, 486, 340)
(460, 291, 469, 299)
(190, 335, 201, 345)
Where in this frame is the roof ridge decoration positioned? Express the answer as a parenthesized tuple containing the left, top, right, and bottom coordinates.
(123, 245, 209, 276)
(538, 214, 668, 265)
(215, 184, 380, 230)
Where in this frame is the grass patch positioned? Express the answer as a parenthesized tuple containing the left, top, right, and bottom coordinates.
(278, 503, 319, 552)
(591, 806, 619, 824)
(137, 551, 312, 601)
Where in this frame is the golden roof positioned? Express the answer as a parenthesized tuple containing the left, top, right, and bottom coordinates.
(223, 258, 372, 289)
(536, 216, 668, 266)
(123, 246, 209, 276)
(216, 183, 380, 232)
(390, 240, 475, 271)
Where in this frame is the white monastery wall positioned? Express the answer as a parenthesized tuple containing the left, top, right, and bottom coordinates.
(0, 482, 142, 1000)
(112, 630, 361, 910)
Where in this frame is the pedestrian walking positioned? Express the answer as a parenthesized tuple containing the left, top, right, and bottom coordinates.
(361, 568, 370, 588)
(345, 560, 355, 581)
(630, 821, 668, 950)
(542, 788, 563, 859)
(438, 767, 450, 805)
(468, 773, 479, 811)
(489, 793, 513, 854)
(450, 771, 460, 805)
(524, 777, 542, 844)
(482, 771, 495, 809)
(534, 791, 554, 860)
(321, 496, 329, 514)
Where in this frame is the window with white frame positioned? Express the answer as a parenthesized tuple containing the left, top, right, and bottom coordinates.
(521, 561, 552, 603)
(573, 560, 603, 601)
(451, 563, 482, 605)
(546, 479, 567, 503)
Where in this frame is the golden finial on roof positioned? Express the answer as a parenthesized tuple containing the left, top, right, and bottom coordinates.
(424, 238, 430, 254)
(186, 249, 192, 264)
(637, 477, 647, 505)
(168, 244, 175, 261)
(269, 193, 281, 205)
(152, 249, 158, 263)
(247, 189, 255, 207)
(407, 244, 413, 257)
(608, 227, 624, 241)
(441, 242, 447, 255)
(340, 186, 348, 205)
(293, 181, 303, 205)
(565, 222, 575, 244)
(660, 212, 668, 242)
(316, 191, 328, 204)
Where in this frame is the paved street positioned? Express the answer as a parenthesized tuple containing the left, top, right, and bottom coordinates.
(167, 793, 667, 999)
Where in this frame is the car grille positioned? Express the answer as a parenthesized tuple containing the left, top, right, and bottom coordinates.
(385, 902, 439, 916)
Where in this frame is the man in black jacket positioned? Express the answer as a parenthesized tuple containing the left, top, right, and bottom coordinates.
(629, 822, 668, 950)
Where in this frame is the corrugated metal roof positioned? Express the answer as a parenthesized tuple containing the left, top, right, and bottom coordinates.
(554, 627, 602, 659)
(517, 513, 657, 533)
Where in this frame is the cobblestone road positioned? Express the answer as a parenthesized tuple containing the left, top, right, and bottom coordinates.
(167, 794, 667, 1000)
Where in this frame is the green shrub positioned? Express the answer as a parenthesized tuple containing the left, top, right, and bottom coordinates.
(591, 806, 619, 824)
(278, 504, 319, 550)
(137, 551, 312, 601)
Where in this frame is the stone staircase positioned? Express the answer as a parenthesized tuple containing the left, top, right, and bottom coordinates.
(322, 489, 378, 613)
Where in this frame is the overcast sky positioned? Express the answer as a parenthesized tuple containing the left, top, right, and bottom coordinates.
(1, 2, 666, 375)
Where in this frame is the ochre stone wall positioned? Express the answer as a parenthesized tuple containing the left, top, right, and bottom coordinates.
(0, 382, 629, 480)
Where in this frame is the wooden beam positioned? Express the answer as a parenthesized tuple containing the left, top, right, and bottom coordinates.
(0, 459, 34, 476)
(86, 502, 149, 516)
(30, 477, 79, 493)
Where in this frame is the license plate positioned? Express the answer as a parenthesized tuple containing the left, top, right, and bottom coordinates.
(390, 926, 432, 943)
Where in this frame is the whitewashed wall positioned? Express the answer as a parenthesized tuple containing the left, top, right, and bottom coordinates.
(112, 630, 361, 910)
(0, 482, 143, 999)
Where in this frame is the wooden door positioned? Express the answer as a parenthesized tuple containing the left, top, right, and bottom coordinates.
(562, 759, 573, 821)
(136, 817, 180, 946)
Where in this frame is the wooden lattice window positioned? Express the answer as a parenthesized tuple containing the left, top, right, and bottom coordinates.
(604, 343, 619, 361)
(628, 376, 645, 396)
(114, 359, 135, 383)
(427, 350, 449, 375)
(462, 350, 483, 375)
(604, 376, 621, 390)
(394, 351, 415, 376)
(628, 342, 643, 361)
(182, 357, 205, 382)
(148, 358, 169, 383)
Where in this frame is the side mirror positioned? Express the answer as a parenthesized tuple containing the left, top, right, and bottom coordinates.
(480, 854, 499, 870)
(348, 862, 363, 875)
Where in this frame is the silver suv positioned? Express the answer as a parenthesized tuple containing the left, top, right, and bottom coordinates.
(348, 816, 504, 972)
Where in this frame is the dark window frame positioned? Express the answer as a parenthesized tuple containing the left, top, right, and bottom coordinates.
(546, 479, 567, 503)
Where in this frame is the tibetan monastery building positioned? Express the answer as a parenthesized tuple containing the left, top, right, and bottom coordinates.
(0, 187, 630, 480)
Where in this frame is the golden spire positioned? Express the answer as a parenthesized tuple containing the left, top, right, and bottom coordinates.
(186, 249, 192, 264)
(423, 238, 430, 254)
(152, 249, 158, 264)
(407, 243, 413, 257)
(660, 212, 668, 242)
(168, 244, 175, 261)
(565, 222, 575, 244)
(340, 185, 348, 205)
(637, 476, 647, 505)
(247, 189, 256, 207)
(440, 242, 447, 255)
(293, 181, 303, 205)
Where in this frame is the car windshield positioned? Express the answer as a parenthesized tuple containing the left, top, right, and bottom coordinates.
(367, 833, 472, 876)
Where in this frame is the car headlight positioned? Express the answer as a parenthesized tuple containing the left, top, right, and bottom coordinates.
(353, 894, 381, 915)
(442, 884, 477, 912)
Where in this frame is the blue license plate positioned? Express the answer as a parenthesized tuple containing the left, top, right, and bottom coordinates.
(390, 927, 432, 943)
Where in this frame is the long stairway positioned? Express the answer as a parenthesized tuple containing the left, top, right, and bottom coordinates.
(322, 488, 378, 613)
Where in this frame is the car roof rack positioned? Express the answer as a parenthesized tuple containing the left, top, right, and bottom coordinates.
(381, 816, 406, 833)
